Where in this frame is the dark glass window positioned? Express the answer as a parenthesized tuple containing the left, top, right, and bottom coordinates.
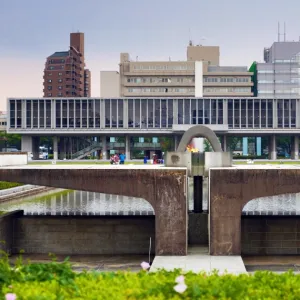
(167, 99, 173, 128)
(10, 100, 15, 128)
(105, 99, 110, 128)
(128, 99, 134, 128)
(26, 100, 31, 128)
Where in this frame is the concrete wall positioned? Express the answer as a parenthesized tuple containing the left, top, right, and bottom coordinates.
(242, 216, 300, 255)
(0, 152, 27, 166)
(100, 71, 120, 97)
(13, 216, 155, 255)
(0, 211, 23, 254)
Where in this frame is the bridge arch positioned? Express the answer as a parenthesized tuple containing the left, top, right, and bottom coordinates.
(210, 168, 300, 255)
(176, 125, 222, 152)
(0, 168, 187, 256)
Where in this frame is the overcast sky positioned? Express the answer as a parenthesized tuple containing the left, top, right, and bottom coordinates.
(1, 0, 300, 110)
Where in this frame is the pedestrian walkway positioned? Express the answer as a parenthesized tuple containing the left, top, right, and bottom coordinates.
(150, 246, 247, 275)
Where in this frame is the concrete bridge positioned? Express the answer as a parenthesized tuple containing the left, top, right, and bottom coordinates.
(1, 164, 300, 256)
(0, 165, 187, 256)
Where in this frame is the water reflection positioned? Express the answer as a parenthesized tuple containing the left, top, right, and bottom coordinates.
(0, 191, 154, 216)
(0, 181, 299, 216)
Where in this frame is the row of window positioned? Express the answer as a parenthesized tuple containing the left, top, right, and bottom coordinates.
(128, 99, 173, 128)
(48, 86, 64, 90)
(48, 72, 63, 76)
(258, 90, 300, 94)
(48, 59, 65, 64)
(8, 98, 300, 130)
(178, 99, 223, 125)
(127, 88, 195, 93)
(132, 64, 194, 71)
(204, 77, 250, 83)
(48, 79, 63, 83)
(48, 65, 64, 70)
(204, 87, 251, 93)
(227, 99, 296, 129)
(258, 80, 300, 84)
(47, 93, 63, 97)
(257, 70, 299, 74)
(126, 77, 195, 84)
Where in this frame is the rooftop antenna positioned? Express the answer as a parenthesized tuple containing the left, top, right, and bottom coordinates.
(284, 22, 286, 41)
(189, 28, 193, 46)
(278, 22, 280, 42)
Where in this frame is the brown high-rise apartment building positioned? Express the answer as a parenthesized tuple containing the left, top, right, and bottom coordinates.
(43, 32, 91, 97)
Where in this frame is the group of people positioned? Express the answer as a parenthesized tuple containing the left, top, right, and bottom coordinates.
(110, 153, 163, 165)
(110, 153, 126, 165)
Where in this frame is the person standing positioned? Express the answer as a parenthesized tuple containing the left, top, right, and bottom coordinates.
(143, 155, 148, 164)
(119, 152, 126, 165)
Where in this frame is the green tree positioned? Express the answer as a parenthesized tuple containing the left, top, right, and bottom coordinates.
(0, 132, 21, 150)
(159, 137, 174, 152)
(228, 137, 241, 151)
(204, 139, 213, 152)
(277, 136, 291, 154)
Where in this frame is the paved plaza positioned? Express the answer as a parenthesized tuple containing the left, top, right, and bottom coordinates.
(150, 247, 247, 274)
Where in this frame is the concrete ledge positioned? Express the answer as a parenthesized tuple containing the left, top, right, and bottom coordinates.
(0, 185, 39, 197)
(0, 152, 28, 166)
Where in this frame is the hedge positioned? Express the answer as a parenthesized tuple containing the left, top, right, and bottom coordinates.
(1, 254, 300, 299)
(0, 182, 23, 190)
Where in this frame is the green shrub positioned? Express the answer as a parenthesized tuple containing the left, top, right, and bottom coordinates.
(48, 154, 53, 159)
(1, 253, 300, 299)
(0, 182, 23, 190)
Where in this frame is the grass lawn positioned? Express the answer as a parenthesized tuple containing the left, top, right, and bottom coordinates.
(233, 160, 300, 165)
(29, 159, 300, 166)
(29, 160, 145, 165)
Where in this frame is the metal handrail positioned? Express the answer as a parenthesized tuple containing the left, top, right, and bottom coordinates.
(72, 142, 101, 158)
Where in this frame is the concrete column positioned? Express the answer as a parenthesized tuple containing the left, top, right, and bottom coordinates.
(268, 135, 277, 160)
(100, 100, 105, 129)
(174, 135, 180, 151)
(221, 135, 227, 152)
(21, 100, 26, 128)
(125, 135, 131, 160)
(101, 136, 107, 160)
(223, 99, 228, 125)
(256, 137, 262, 156)
(59, 137, 66, 160)
(242, 137, 248, 156)
(291, 136, 299, 160)
(21, 136, 32, 153)
(53, 136, 58, 160)
(32, 137, 40, 160)
(173, 99, 178, 124)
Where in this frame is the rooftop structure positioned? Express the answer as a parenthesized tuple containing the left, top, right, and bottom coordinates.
(257, 39, 300, 98)
(100, 43, 253, 98)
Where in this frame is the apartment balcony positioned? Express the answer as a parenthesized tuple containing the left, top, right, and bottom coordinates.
(203, 82, 254, 87)
(123, 81, 195, 87)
